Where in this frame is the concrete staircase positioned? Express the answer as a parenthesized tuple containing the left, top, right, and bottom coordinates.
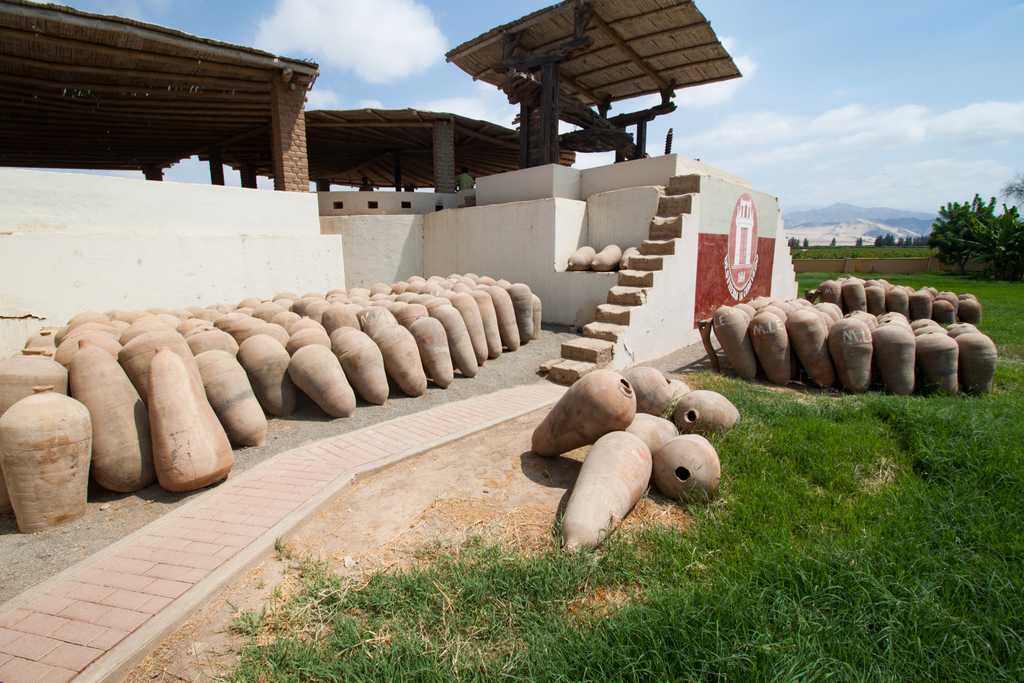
(543, 174, 702, 385)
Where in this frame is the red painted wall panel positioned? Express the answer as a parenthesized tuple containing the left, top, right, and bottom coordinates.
(693, 234, 776, 323)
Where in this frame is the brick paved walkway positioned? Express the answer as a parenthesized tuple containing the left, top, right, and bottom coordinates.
(0, 383, 564, 682)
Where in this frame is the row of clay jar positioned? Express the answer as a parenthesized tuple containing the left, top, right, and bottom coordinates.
(530, 367, 741, 550)
(567, 244, 639, 272)
(713, 296, 997, 395)
(0, 273, 541, 533)
(807, 277, 982, 325)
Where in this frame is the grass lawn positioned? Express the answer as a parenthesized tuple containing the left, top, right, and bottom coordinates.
(230, 273, 1024, 682)
(792, 245, 935, 259)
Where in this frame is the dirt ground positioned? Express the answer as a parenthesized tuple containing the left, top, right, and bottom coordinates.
(0, 326, 577, 604)
(126, 401, 693, 683)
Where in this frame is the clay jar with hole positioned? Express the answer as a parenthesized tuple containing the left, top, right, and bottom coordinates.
(625, 413, 678, 454)
(671, 390, 739, 436)
(621, 366, 688, 417)
(561, 431, 651, 551)
(652, 435, 721, 503)
(0, 386, 91, 532)
(531, 369, 636, 456)
(713, 306, 757, 381)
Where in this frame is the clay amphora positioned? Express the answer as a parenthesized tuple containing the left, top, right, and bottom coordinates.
(567, 246, 596, 271)
(786, 309, 835, 388)
(591, 245, 623, 272)
(671, 390, 739, 435)
(625, 413, 678, 454)
(288, 345, 356, 418)
(196, 350, 267, 447)
(470, 290, 503, 359)
(652, 435, 721, 503)
(827, 318, 873, 393)
(871, 323, 916, 395)
(531, 370, 636, 456)
(0, 354, 68, 417)
(410, 317, 455, 388)
(931, 299, 956, 325)
(237, 334, 297, 416)
(487, 286, 521, 351)
(915, 333, 959, 394)
(187, 329, 239, 356)
(884, 287, 910, 317)
(865, 286, 886, 315)
(330, 328, 388, 405)
(956, 333, 996, 394)
(430, 305, 478, 378)
(841, 280, 867, 313)
(908, 290, 933, 321)
(368, 324, 427, 397)
(750, 311, 791, 386)
(957, 298, 982, 325)
(285, 327, 331, 356)
(448, 293, 488, 365)
(621, 366, 688, 417)
(507, 283, 535, 344)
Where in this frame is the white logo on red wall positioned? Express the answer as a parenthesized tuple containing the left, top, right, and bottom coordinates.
(723, 193, 759, 300)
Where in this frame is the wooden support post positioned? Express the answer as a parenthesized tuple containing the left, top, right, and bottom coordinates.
(539, 61, 560, 165)
(697, 319, 721, 373)
(209, 149, 225, 186)
(392, 150, 402, 192)
(240, 164, 258, 189)
(315, 178, 331, 192)
(635, 120, 648, 159)
(142, 164, 163, 181)
(519, 101, 530, 169)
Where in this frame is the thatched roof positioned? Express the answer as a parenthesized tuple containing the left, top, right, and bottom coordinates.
(298, 109, 574, 189)
(446, 0, 740, 107)
(0, 0, 317, 171)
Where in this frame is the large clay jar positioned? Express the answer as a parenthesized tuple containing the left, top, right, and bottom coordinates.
(621, 366, 688, 417)
(915, 333, 959, 394)
(749, 311, 791, 386)
(908, 290, 933, 321)
(120, 316, 173, 345)
(786, 309, 835, 388)
(531, 370, 636, 456)
(430, 304, 478, 378)
(841, 279, 867, 313)
(470, 290, 503, 359)
(320, 304, 359, 337)
(330, 328, 389, 405)
(671, 390, 739, 436)
(54, 330, 122, 368)
(303, 300, 331, 324)
(486, 286, 520, 351)
(448, 293, 488, 366)
(946, 323, 979, 339)
(237, 334, 297, 417)
(409, 317, 454, 389)
(0, 387, 91, 532)
(567, 246, 596, 271)
(149, 349, 234, 492)
(652, 435, 721, 503)
(591, 245, 623, 272)
(885, 287, 910, 317)
(196, 350, 267, 447)
(814, 302, 843, 326)
(394, 303, 428, 329)
(357, 307, 397, 340)
(252, 302, 284, 323)
(118, 329, 199, 403)
(507, 284, 535, 345)
(187, 329, 240, 356)
(288, 345, 356, 418)
(285, 327, 331, 356)
(817, 280, 842, 307)
(871, 322, 916, 395)
(956, 333, 996, 394)
(865, 286, 887, 315)
(713, 306, 757, 380)
(957, 298, 982, 325)
(368, 324, 427, 397)
(827, 318, 873, 393)
(0, 354, 68, 417)
(561, 431, 651, 550)
(619, 247, 638, 270)
(531, 294, 542, 341)
(625, 413, 678, 454)
(70, 341, 154, 492)
(931, 299, 956, 326)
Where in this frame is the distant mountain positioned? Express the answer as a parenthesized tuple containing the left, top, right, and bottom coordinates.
(784, 203, 937, 246)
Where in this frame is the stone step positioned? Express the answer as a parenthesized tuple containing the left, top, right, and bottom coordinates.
(626, 254, 663, 271)
(595, 303, 636, 325)
(618, 269, 655, 287)
(649, 215, 683, 240)
(583, 321, 628, 342)
(547, 359, 597, 386)
(639, 239, 676, 256)
(656, 193, 693, 217)
(608, 285, 647, 306)
(561, 337, 614, 365)
(667, 174, 701, 195)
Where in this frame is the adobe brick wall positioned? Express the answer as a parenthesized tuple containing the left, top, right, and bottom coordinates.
(270, 79, 310, 192)
(432, 119, 456, 193)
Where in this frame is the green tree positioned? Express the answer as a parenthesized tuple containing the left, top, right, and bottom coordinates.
(830, 237, 836, 247)
(855, 237, 864, 247)
(802, 238, 809, 248)
(966, 205, 1024, 280)
(873, 236, 883, 247)
(930, 195, 996, 274)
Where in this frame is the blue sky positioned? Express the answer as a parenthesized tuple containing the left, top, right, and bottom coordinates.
(65, 0, 1024, 213)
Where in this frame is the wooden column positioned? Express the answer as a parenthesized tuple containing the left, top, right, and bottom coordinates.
(392, 151, 402, 192)
(315, 178, 331, 192)
(209, 150, 225, 186)
(240, 164, 258, 189)
(519, 102, 531, 169)
(142, 165, 163, 181)
(635, 121, 648, 159)
(539, 61, 560, 165)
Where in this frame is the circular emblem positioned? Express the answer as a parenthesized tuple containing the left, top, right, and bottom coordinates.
(723, 193, 759, 300)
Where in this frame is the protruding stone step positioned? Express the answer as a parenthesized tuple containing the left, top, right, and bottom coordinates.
(583, 321, 628, 342)
(538, 358, 561, 375)
(618, 269, 655, 287)
(595, 303, 636, 325)
(608, 285, 647, 306)
(626, 254, 663, 271)
(656, 193, 693, 217)
(667, 174, 701, 195)
(561, 337, 614, 365)
(547, 359, 597, 386)
(649, 215, 683, 240)
(639, 239, 675, 256)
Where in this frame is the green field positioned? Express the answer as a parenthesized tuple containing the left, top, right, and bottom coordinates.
(230, 274, 1024, 682)
(792, 246, 935, 259)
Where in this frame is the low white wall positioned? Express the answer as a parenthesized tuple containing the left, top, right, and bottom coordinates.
(0, 168, 320, 236)
(586, 186, 660, 251)
(697, 176, 780, 237)
(475, 164, 581, 207)
(318, 191, 457, 216)
(320, 215, 424, 288)
(578, 154, 752, 199)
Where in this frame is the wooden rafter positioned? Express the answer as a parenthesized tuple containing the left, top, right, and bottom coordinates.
(589, 10, 669, 92)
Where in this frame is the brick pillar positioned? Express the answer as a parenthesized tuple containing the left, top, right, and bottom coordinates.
(270, 77, 310, 192)
(432, 118, 456, 193)
(142, 164, 163, 181)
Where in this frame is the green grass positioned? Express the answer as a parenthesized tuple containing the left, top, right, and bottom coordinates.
(792, 246, 934, 260)
(230, 274, 1024, 682)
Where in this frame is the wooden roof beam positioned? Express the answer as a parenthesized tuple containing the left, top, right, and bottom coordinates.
(589, 10, 669, 92)
(569, 39, 722, 80)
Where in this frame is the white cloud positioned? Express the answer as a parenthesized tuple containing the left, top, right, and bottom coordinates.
(677, 38, 759, 109)
(254, 0, 447, 83)
(305, 87, 341, 109)
(415, 82, 517, 126)
(358, 99, 385, 109)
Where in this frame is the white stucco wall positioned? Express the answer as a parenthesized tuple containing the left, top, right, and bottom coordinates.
(586, 186, 661, 251)
(317, 191, 457, 216)
(578, 154, 752, 199)
(475, 164, 581, 207)
(320, 214, 424, 288)
(0, 168, 320, 236)
(696, 176, 780, 237)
